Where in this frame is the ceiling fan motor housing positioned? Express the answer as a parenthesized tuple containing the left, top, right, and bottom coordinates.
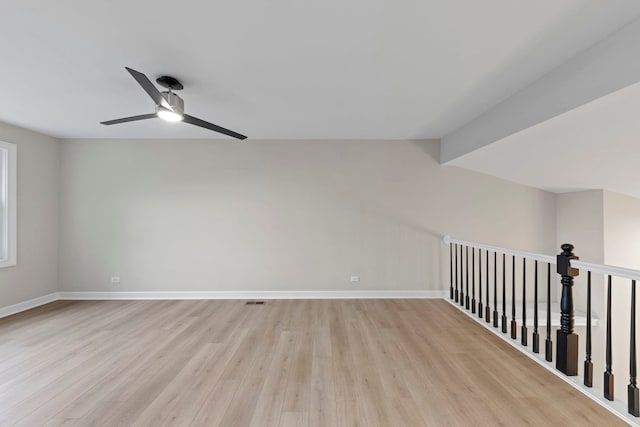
(159, 91, 184, 115)
(101, 67, 247, 139)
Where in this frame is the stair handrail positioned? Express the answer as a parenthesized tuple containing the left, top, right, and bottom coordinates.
(443, 235, 556, 264)
(444, 234, 640, 420)
(444, 235, 640, 282)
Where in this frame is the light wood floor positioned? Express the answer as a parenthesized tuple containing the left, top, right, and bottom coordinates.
(0, 299, 625, 426)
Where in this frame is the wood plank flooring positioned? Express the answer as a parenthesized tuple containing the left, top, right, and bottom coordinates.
(0, 299, 626, 426)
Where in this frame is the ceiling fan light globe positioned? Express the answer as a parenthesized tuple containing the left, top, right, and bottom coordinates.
(156, 108, 183, 122)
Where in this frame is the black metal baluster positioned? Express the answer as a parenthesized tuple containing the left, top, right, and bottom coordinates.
(545, 263, 552, 362)
(460, 245, 465, 307)
(493, 252, 499, 328)
(454, 244, 459, 303)
(485, 249, 491, 322)
(584, 271, 593, 387)
(521, 258, 527, 346)
(502, 253, 507, 333)
(478, 249, 483, 318)
(472, 248, 476, 314)
(449, 243, 454, 300)
(511, 255, 517, 340)
(604, 275, 614, 400)
(533, 260, 540, 353)
(630, 279, 639, 416)
(465, 246, 470, 310)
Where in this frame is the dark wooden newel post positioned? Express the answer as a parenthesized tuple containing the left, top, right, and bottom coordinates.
(556, 243, 579, 376)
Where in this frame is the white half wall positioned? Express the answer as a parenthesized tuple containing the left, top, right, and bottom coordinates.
(58, 139, 556, 293)
(0, 122, 60, 308)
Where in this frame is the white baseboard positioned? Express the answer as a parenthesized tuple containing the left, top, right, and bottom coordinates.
(0, 293, 59, 319)
(0, 290, 446, 319)
(57, 290, 448, 300)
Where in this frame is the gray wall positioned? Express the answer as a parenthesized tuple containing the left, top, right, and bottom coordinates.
(58, 139, 556, 293)
(0, 122, 59, 307)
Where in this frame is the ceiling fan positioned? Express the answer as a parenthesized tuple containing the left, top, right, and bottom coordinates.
(100, 67, 247, 140)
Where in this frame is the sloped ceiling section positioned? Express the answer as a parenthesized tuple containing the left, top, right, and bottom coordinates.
(441, 16, 640, 164)
(1, 0, 640, 139)
(442, 15, 640, 200)
(450, 81, 640, 199)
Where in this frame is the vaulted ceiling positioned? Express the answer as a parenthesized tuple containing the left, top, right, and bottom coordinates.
(2, 0, 640, 139)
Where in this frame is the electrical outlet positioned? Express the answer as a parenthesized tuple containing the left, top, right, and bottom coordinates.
(111, 276, 121, 284)
(350, 275, 360, 283)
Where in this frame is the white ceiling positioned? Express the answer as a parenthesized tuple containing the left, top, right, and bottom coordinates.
(2, 0, 640, 139)
(449, 81, 640, 198)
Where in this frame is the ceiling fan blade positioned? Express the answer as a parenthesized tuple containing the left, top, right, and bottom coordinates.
(100, 113, 157, 125)
(183, 114, 247, 140)
(125, 67, 172, 111)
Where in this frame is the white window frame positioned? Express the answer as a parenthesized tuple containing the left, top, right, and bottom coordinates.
(0, 141, 17, 268)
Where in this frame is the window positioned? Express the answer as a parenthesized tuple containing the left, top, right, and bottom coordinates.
(0, 141, 16, 268)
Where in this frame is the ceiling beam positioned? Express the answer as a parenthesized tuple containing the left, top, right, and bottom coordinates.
(441, 17, 640, 164)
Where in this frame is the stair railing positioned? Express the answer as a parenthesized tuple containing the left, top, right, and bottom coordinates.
(444, 236, 640, 419)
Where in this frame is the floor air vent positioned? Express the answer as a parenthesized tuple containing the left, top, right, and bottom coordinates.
(245, 301, 265, 305)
